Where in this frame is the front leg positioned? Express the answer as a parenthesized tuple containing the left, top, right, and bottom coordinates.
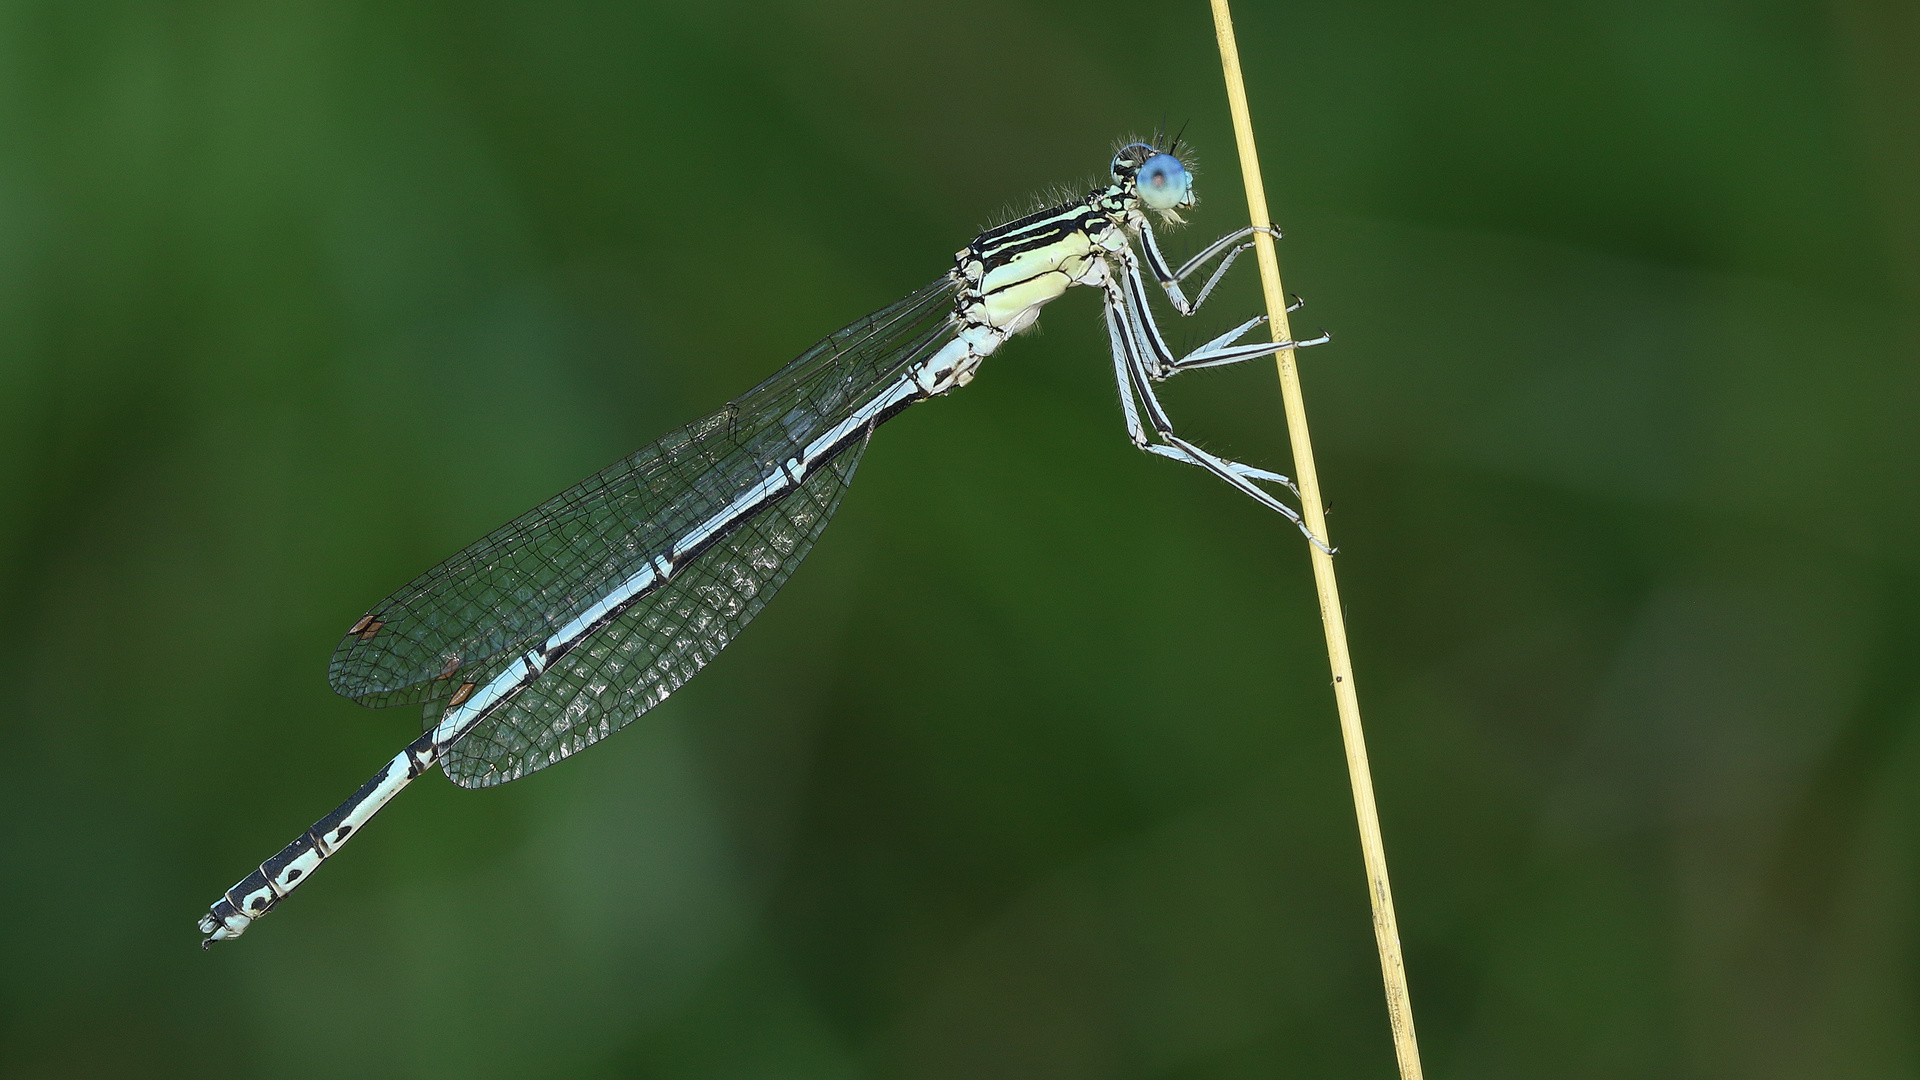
(1138, 219, 1304, 316)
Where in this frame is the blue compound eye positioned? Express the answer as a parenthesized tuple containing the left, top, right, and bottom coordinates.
(1135, 153, 1190, 211)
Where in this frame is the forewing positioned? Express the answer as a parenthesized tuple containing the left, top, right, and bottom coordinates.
(328, 278, 957, 709)
(440, 438, 867, 788)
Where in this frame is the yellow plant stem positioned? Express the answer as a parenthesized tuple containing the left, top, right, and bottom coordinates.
(1207, 3, 1426, 1077)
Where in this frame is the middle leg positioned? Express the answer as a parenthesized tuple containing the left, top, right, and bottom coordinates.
(1118, 255, 1328, 380)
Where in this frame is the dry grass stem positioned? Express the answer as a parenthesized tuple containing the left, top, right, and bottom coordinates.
(1206, 3, 1427, 1076)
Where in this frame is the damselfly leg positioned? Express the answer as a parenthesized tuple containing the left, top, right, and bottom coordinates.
(1120, 256, 1331, 379)
(1138, 221, 1293, 316)
(1103, 245, 1333, 552)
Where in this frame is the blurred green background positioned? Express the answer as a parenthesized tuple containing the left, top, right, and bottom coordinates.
(2, 0, 1916, 1076)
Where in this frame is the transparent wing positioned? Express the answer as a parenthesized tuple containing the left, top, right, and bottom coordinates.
(328, 278, 958, 709)
(439, 441, 866, 788)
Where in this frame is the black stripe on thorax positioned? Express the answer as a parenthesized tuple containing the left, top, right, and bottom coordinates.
(973, 203, 1109, 267)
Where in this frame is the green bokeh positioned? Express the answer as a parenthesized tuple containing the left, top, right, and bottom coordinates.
(2, 1, 1916, 1077)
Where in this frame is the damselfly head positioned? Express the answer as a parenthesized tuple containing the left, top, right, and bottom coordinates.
(1111, 142, 1195, 222)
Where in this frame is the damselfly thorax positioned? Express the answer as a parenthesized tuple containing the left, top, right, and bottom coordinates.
(198, 134, 1329, 946)
(960, 195, 1128, 331)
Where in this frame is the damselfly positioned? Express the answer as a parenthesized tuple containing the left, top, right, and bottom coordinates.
(199, 134, 1329, 945)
